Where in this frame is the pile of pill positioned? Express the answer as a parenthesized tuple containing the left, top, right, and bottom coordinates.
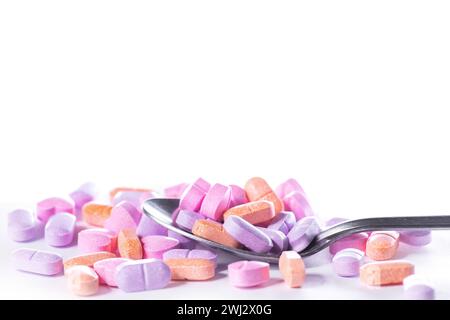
(7, 178, 435, 299)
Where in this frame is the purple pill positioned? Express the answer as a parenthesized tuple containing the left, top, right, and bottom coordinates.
(332, 248, 364, 277)
(403, 275, 435, 300)
(287, 216, 321, 252)
(223, 215, 273, 253)
(13, 248, 63, 275)
(267, 211, 296, 235)
(175, 209, 205, 231)
(325, 217, 348, 228)
(45, 212, 76, 247)
(8, 209, 37, 242)
(115, 259, 171, 292)
(258, 227, 289, 254)
(400, 230, 432, 246)
(136, 214, 168, 237)
(167, 230, 196, 249)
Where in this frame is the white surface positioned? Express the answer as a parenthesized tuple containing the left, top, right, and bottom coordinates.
(1, 1, 450, 299)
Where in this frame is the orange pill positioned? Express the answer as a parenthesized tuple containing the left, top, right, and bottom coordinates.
(63, 251, 116, 272)
(67, 265, 99, 296)
(279, 251, 306, 288)
(165, 258, 215, 280)
(223, 200, 275, 225)
(244, 177, 284, 214)
(366, 231, 400, 261)
(360, 260, 414, 286)
(118, 228, 143, 260)
(192, 219, 240, 248)
(109, 187, 152, 201)
(82, 203, 113, 227)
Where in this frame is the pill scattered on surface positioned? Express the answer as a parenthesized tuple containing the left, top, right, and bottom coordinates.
(141, 235, 179, 259)
(67, 265, 99, 296)
(63, 251, 116, 272)
(13, 248, 63, 276)
(179, 178, 211, 212)
(332, 248, 365, 277)
(279, 251, 305, 288)
(329, 232, 369, 255)
(403, 275, 435, 300)
(275, 178, 305, 199)
(118, 229, 143, 259)
(82, 203, 113, 227)
(165, 258, 216, 280)
(228, 260, 270, 288)
(8, 209, 37, 242)
(360, 260, 414, 286)
(78, 228, 116, 253)
(199, 183, 231, 221)
(93, 258, 129, 287)
(267, 211, 296, 235)
(400, 230, 432, 247)
(282, 191, 313, 220)
(175, 209, 205, 231)
(115, 259, 171, 292)
(45, 212, 76, 247)
(104, 201, 141, 234)
(365, 231, 399, 261)
(37, 197, 74, 223)
(229, 185, 248, 207)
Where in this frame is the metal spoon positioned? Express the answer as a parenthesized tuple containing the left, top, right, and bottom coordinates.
(142, 198, 450, 264)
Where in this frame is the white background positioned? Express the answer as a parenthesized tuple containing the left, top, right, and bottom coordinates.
(1, 1, 450, 299)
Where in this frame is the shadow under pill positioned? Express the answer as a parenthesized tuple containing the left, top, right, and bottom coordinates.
(302, 273, 326, 288)
(166, 281, 186, 289)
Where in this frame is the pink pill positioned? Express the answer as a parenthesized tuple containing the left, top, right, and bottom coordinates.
(267, 211, 296, 235)
(141, 235, 180, 259)
(175, 209, 205, 231)
(78, 229, 115, 253)
(400, 230, 432, 247)
(199, 183, 231, 221)
(275, 178, 305, 199)
(93, 258, 129, 287)
(282, 191, 313, 220)
(179, 178, 211, 212)
(167, 230, 196, 249)
(112, 190, 157, 208)
(45, 212, 76, 247)
(163, 248, 218, 266)
(104, 201, 141, 234)
(164, 183, 189, 198)
(8, 209, 37, 242)
(37, 197, 74, 223)
(229, 185, 248, 207)
(228, 260, 270, 288)
(12, 248, 63, 276)
(332, 248, 365, 277)
(329, 232, 369, 255)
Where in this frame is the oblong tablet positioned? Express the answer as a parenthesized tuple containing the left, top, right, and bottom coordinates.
(329, 232, 369, 255)
(267, 211, 296, 235)
(192, 219, 240, 248)
(118, 229, 143, 260)
(282, 191, 313, 220)
(12, 248, 63, 275)
(244, 177, 284, 214)
(115, 259, 171, 292)
(8, 209, 37, 242)
(224, 215, 273, 253)
(257, 227, 288, 254)
(360, 260, 414, 286)
(163, 248, 217, 266)
(224, 200, 275, 225)
(229, 185, 248, 207)
(136, 214, 168, 237)
(275, 178, 305, 199)
(63, 251, 116, 272)
(67, 265, 99, 296)
(179, 178, 211, 212)
(45, 212, 76, 247)
(104, 201, 141, 234)
(228, 260, 270, 288)
(165, 259, 216, 280)
(175, 209, 205, 231)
